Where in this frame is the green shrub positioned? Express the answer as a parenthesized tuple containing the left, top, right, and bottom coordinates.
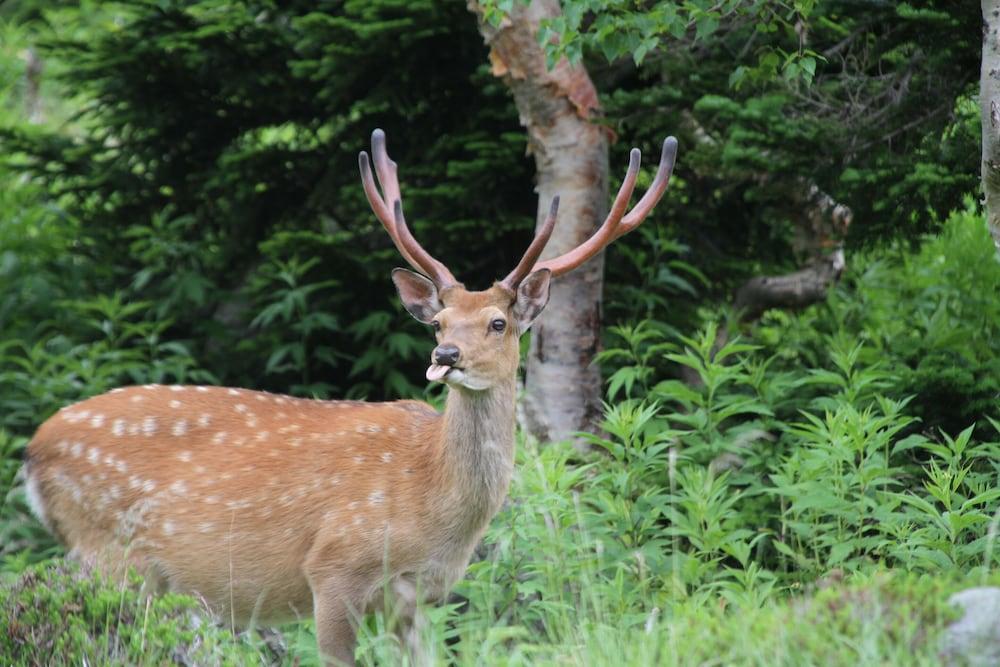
(0, 560, 263, 666)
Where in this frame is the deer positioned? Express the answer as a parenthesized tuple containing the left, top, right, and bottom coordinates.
(23, 129, 678, 666)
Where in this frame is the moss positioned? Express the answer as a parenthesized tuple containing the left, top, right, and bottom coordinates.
(0, 560, 263, 666)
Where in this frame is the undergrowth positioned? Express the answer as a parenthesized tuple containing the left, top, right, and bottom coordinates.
(1, 200, 998, 663)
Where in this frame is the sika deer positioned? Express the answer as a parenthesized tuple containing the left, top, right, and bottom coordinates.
(24, 129, 677, 665)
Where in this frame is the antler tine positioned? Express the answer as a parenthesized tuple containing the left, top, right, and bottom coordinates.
(500, 196, 560, 291)
(534, 137, 678, 277)
(358, 150, 422, 269)
(358, 129, 459, 287)
(533, 147, 642, 277)
(616, 136, 678, 237)
(393, 201, 459, 289)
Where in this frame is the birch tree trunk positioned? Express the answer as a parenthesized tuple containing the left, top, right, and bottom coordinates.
(469, 0, 609, 443)
(982, 0, 1000, 254)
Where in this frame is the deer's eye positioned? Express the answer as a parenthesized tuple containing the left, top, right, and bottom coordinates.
(490, 318, 506, 333)
(431, 320, 441, 332)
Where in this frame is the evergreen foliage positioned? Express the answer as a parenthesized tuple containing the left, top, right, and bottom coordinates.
(0, 2, 998, 664)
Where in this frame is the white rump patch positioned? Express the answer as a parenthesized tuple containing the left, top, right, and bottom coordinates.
(25, 472, 50, 529)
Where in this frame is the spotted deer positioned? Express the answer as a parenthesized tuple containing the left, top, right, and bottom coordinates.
(24, 129, 678, 665)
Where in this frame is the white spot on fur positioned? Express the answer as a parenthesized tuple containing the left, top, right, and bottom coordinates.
(169, 479, 188, 494)
(194, 465, 206, 474)
(70, 442, 83, 458)
(130, 395, 145, 403)
(128, 475, 141, 490)
(353, 516, 364, 526)
(380, 452, 393, 463)
(368, 490, 385, 506)
(111, 419, 126, 436)
(197, 413, 211, 427)
(388, 427, 398, 435)
(233, 436, 247, 447)
(169, 400, 182, 409)
(89, 414, 105, 428)
(204, 495, 220, 504)
(169, 385, 185, 392)
(171, 419, 188, 437)
(234, 404, 249, 414)
(110, 387, 125, 394)
(177, 451, 193, 463)
(275, 397, 286, 405)
(290, 437, 303, 447)
(255, 432, 269, 442)
(128, 422, 141, 436)
(116, 460, 128, 474)
(353, 455, 364, 464)
(142, 416, 157, 436)
(109, 484, 121, 499)
(198, 522, 213, 533)
(142, 479, 156, 493)
(63, 410, 90, 424)
(195, 386, 209, 393)
(347, 501, 360, 510)
(255, 394, 267, 402)
(211, 432, 227, 445)
(245, 417, 258, 428)
(55, 440, 69, 455)
(228, 388, 241, 395)
(162, 520, 176, 535)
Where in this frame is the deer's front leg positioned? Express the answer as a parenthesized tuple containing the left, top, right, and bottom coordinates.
(390, 576, 430, 667)
(310, 577, 363, 667)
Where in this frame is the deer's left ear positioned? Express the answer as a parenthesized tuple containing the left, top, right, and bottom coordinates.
(513, 269, 551, 332)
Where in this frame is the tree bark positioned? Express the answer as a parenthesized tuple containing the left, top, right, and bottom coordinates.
(734, 181, 851, 320)
(982, 0, 1000, 254)
(469, 1, 609, 443)
(678, 111, 851, 319)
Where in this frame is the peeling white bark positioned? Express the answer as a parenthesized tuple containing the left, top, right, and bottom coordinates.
(982, 0, 1000, 254)
(470, 0, 609, 443)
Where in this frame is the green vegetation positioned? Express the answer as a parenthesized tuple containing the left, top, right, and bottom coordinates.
(1, 1, 996, 665)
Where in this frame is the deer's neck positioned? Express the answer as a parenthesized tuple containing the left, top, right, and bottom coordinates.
(434, 378, 517, 526)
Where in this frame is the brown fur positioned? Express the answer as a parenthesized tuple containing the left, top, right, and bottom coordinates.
(26, 283, 539, 666)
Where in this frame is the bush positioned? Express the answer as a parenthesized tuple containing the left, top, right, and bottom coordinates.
(0, 560, 263, 665)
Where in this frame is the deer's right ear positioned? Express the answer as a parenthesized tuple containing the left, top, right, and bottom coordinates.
(392, 268, 443, 324)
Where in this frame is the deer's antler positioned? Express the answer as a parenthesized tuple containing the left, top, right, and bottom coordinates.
(533, 137, 678, 277)
(359, 129, 460, 289)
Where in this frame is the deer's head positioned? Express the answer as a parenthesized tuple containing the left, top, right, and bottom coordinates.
(359, 130, 677, 391)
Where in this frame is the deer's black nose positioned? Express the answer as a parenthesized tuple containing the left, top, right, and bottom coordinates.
(433, 344, 460, 367)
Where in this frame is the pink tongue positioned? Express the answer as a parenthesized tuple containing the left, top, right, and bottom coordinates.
(426, 364, 450, 382)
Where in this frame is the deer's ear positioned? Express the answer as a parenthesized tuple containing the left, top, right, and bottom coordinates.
(392, 268, 443, 324)
(513, 269, 551, 332)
